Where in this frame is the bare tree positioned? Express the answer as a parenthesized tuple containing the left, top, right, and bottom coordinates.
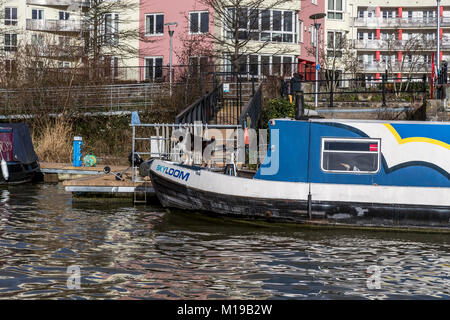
(381, 29, 433, 96)
(83, 0, 149, 81)
(197, 0, 298, 74)
(307, 31, 356, 92)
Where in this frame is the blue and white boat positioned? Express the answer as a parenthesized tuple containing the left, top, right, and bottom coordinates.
(148, 119, 450, 229)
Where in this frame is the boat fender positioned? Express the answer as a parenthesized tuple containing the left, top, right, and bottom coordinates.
(244, 127, 249, 146)
(1, 159, 8, 181)
(265, 210, 272, 219)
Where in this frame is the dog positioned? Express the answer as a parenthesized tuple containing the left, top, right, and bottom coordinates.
(172, 130, 217, 167)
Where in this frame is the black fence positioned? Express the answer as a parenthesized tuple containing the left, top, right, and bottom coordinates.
(282, 74, 429, 108)
(240, 84, 262, 129)
(175, 84, 222, 124)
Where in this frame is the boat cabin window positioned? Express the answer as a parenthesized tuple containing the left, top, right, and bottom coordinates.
(321, 138, 380, 174)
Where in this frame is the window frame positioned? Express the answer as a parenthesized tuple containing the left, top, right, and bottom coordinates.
(5, 7, 18, 26)
(320, 137, 381, 174)
(144, 56, 163, 80)
(59, 11, 70, 21)
(145, 13, 164, 36)
(4, 33, 17, 52)
(32, 8, 44, 20)
(223, 54, 297, 78)
(188, 56, 210, 75)
(327, 30, 344, 58)
(189, 11, 209, 34)
(225, 7, 298, 44)
(103, 12, 119, 45)
(4, 59, 16, 74)
(328, 0, 344, 20)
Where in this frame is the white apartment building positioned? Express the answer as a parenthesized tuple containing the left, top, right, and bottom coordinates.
(1, 0, 139, 81)
(324, 0, 450, 81)
(217, 0, 302, 78)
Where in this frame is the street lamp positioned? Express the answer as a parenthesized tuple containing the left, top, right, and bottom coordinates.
(309, 13, 326, 108)
(165, 22, 178, 96)
(437, 0, 441, 76)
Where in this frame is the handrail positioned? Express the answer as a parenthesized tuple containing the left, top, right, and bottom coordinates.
(239, 84, 262, 129)
(175, 84, 222, 124)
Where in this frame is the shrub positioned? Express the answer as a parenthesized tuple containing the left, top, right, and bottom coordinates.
(260, 98, 295, 128)
(32, 117, 73, 163)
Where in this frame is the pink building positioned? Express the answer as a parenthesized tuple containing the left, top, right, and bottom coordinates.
(298, 0, 325, 80)
(139, 0, 213, 81)
(139, 0, 325, 81)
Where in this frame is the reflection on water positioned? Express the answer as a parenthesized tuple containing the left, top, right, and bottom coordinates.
(0, 184, 449, 299)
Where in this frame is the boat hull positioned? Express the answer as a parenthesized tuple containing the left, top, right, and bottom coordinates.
(149, 162, 450, 229)
(0, 161, 40, 185)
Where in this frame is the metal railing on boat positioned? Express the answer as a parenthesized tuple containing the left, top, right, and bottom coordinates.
(130, 122, 243, 189)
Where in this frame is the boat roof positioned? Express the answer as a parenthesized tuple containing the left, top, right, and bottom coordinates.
(270, 118, 450, 125)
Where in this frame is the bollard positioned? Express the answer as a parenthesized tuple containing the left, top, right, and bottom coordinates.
(72, 136, 83, 167)
(295, 91, 305, 119)
(382, 74, 387, 107)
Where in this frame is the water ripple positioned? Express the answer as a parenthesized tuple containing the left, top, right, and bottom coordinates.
(0, 184, 449, 299)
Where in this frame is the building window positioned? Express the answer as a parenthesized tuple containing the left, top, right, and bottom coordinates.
(382, 10, 395, 19)
(5, 7, 18, 26)
(190, 11, 209, 34)
(104, 13, 119, 45)
(224, 54, 296, 77)
(31, 34, 44, 46)
(104, 56, 119, 78)
(299, 20, 303, 42)
(328, 0, 343, 20)
(58, 61, 71, 68)
(59, 11, 70, 20)
(145, 57, 163, 80)
(225, 8, 297, 44)
(32, 9, 44, 20)
(145, 13, 164, 36)
(327, 31, 343, 57)
(5, 59, 16, 74)
(423, 11, 435, 23)
(4, 34, 17, 52)
(189, 56, 209, 75)
(321, 138, 380, 173)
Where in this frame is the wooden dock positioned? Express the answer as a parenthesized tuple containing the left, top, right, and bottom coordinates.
(40, 162, 155, 203)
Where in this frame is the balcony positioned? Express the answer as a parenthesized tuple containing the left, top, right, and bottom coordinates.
(26, 0, 89, 7)
(24, 42, 84, 58)
(354, 39, 450, 51)
(354, 17, 450, 29)
(26, 19, 85, 33)
(359, 61, 431, 73)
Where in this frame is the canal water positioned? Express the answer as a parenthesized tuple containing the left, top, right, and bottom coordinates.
(0, 184, 449, 300)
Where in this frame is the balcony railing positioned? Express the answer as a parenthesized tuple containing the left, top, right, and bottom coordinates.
(354, 17, 450, 28)
(354, 39, 450, 51)
(26, 0, 89, 7)
(359, 61, 432, 72)
(29, 44, 85, 58)
(26, 19, 85, 32)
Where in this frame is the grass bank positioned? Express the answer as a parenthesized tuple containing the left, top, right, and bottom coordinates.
(17, 108, 177, 166)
